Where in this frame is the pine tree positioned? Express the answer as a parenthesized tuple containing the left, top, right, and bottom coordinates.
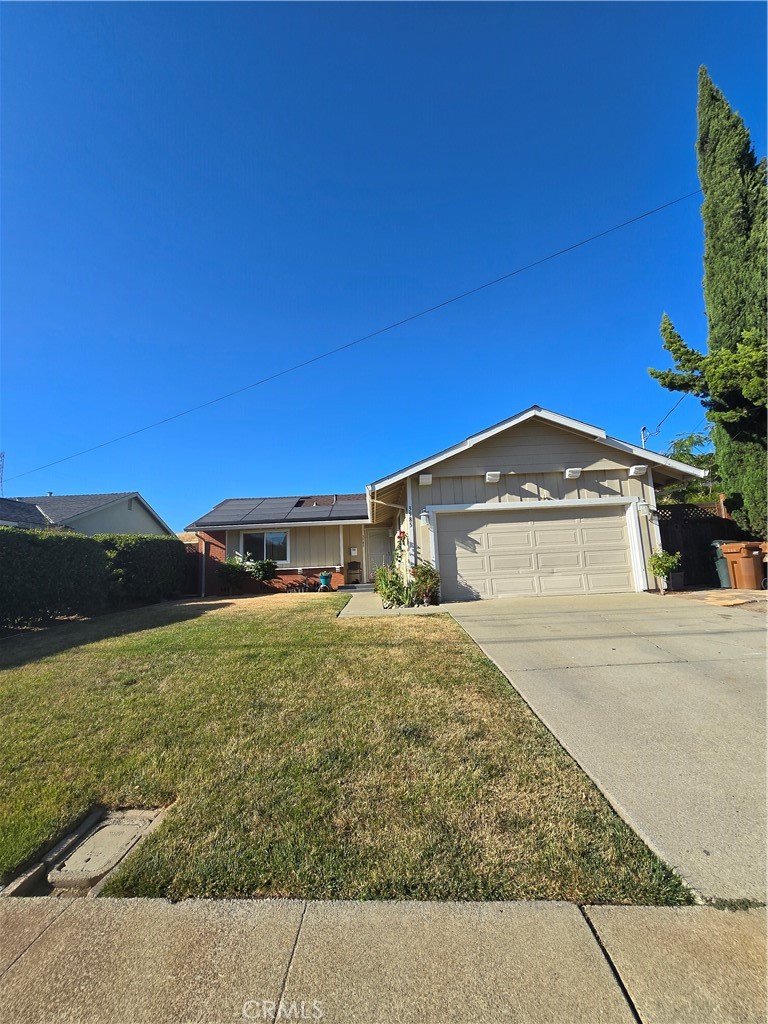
(650, 67, 767, 536)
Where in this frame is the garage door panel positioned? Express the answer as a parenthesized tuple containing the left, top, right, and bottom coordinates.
(489, 553, 536, 571)
(581, 525, 626, 543)
(455, 554, 489, 574)
(534, 528, 580, 546)
(438, 506, 634, 601)
(539, 574, 588, 594)
(491, 577, 539, 596)
(486, 529, 534, 549)
(583, 572, 634, 592)
(584, 549, 630, 567)
(537, 551, 582, 569)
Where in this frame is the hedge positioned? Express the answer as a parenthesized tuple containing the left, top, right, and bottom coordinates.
(0, 528, 109, 629)
(94, 534, 188, 605)
(0, 529, 189, 630)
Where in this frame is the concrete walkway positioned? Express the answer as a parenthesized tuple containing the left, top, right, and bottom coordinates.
(449, 594, 767, 901)
(0, 898, 764, 1023)
(338, 591, 446, 617)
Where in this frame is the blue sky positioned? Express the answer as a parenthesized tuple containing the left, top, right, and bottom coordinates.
(2, 2, 765, 530)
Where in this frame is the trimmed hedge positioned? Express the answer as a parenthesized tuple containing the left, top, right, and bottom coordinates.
(0, 529, 189, 630)
(0, 528, 109, 629)
(94, 534, 188, 605)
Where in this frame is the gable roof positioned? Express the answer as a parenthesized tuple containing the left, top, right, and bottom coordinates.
(10, 491, 174, 535)
(368, 406, 708, 491)
(14, 492, 135, 523)
(0, 497, 50, 527)
(186, 494, 369, 531)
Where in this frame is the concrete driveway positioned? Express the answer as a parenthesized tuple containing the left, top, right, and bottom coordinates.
(449, 594, 766, 902)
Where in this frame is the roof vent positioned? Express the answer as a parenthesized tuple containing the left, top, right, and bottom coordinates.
(47, 491, 53, 496)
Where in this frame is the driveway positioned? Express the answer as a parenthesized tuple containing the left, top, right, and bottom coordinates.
(449, 593, 766, 902)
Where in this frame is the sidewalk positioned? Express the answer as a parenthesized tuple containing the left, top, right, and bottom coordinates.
(0, 898, 764, 1023)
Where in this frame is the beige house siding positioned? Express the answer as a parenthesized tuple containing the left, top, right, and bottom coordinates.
(344, 524, 364, 567)
(73, 498, 169, 536)
(224, 524, 362, 569)
(398, 420, 659, 592)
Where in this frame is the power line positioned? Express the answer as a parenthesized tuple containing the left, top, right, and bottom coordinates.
(8, 187, 703, 483)
(640, 393, 688, 448)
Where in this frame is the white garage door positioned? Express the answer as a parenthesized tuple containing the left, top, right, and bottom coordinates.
(437, 506, 634, 601)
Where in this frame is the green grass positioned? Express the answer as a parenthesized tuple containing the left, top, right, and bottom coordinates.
(0, 595, 692, 903)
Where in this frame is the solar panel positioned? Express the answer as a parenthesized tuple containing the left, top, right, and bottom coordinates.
(286, 507, 331, 521)
(330, 501, 368, 519)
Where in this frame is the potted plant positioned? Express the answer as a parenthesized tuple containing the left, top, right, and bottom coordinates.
(647, 550, 682, 594)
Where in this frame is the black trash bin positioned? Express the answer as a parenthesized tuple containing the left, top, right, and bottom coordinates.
(711, 541, 731, 588)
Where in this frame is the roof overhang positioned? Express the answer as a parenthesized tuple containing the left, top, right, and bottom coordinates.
(367, 406, 707, 491)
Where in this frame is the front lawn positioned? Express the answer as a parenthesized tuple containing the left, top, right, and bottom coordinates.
(0, 595, 691, 903)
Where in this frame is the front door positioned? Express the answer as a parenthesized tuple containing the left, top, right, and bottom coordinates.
(365, 528, 393, 578)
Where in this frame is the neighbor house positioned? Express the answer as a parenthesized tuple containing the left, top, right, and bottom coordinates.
(186, 406, 707, 600)
(5, 492, 174, 536)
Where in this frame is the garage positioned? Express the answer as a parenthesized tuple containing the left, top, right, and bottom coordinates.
(436, 505, 635, 601)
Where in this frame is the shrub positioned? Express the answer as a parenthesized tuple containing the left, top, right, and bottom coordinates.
(219, 557, 251, 592)
(218, 556, 278, 592)
(94, 534, 187, 604)
(647, 550, 682, 582)
(247, 559, 278, 582)
(0, 528, 109, 629)
(373, 562, 413, 608)
(411, 563, 440, 605)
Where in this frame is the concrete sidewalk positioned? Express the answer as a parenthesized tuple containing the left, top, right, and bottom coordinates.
(0, 898, 764, 1023)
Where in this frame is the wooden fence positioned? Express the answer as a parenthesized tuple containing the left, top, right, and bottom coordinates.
(657, 504, 749, 587)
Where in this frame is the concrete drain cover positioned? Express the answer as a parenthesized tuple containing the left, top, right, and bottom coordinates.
(47, 810, 161, 892)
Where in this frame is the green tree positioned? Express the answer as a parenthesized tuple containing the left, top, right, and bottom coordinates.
(649, 68, 767, 536)
(656, 430, 719, 505)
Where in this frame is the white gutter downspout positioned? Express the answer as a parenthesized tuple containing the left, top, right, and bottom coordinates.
(201, 539, 207, 598)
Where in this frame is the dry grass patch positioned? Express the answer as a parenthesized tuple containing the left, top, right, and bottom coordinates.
(0, 594, 691, 903)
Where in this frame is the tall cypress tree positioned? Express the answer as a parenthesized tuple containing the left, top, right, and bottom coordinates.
(650, 67, 766, 536)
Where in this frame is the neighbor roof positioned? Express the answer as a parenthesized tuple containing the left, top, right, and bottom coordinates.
(13, 492, 135, 524)
(0, 497, 50, 527)
(368, 405, 708, 491)
(187, 494, 369, 531)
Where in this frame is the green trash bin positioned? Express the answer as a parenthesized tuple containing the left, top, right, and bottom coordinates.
(711, 541, 731, 588)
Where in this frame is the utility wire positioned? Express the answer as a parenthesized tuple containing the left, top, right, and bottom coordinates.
(641, 393, 688, 448)
(8, 187, 703, 483)
(651, 393, 688, 437)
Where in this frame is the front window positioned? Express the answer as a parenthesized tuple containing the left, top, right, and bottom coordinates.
(242, 531, 288, 562)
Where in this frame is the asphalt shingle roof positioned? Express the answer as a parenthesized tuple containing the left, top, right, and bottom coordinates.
(12, 493, 133, 524)
(0, 497, 50, 527)
(187, 494, 369, 530)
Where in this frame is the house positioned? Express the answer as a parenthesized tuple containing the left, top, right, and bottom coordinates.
(0, 497, 50, 528)
(5, 492, 174, 536)
(186, 406, 707, 600)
